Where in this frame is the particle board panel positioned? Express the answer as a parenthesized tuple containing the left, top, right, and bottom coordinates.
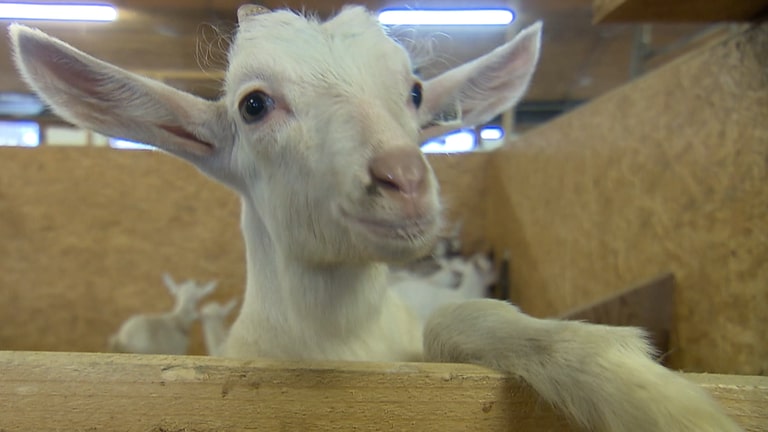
(0, 147, 245, 355)
(485, 23, 768, 374)
(594, 0, 768, 23)
(2, 351, 767, 432)
(428, 152, 493, 255)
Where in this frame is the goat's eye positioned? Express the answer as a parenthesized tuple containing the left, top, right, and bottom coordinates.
(239, 91, 274, 123)
(410, 82, 423, 109)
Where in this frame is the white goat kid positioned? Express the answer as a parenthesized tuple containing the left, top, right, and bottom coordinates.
(108, 274, 217, 355)
(390, 254, 494, 323)
(11, 5, 741, 431)
(200, 299, 239, 357)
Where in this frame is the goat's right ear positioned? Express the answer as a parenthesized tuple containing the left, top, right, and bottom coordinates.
(10, 25, 231, 161)
(418, 21, 542, 141)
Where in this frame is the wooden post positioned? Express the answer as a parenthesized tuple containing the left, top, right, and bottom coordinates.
(593, 0, 768, 23)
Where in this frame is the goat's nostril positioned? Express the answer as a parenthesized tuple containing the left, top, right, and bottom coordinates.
(368, 148, 427, 196)
(376, 175, 401, 192)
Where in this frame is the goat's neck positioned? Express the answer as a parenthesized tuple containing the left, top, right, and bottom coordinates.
(239, 198, 389, 341)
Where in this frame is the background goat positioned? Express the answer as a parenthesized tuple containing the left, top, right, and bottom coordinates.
(108, 273, 216, 354)
(200, 298, 239, 357)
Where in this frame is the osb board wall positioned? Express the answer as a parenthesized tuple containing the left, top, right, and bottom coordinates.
(429, 152, 493, 254)
(0, 148, 244, 355)
(486, 23, 768, 375)
(0, 147, 490, 355)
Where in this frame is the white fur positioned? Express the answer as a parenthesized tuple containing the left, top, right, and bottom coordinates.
(200, 298, 239, 357)
(108, 274, 216, 355)
(10, 5, 742, 431)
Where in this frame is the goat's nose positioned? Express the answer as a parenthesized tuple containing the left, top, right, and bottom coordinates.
(369, 147, 427, 197)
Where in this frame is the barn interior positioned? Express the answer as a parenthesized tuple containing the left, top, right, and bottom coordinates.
(0, 0, 766, 430)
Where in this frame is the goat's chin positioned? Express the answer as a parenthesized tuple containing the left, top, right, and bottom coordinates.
(340, 209, 441, 263)
(367, 238, 436, 263)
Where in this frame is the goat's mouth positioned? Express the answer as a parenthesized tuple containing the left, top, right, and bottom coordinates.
(339, 207, 438, 244)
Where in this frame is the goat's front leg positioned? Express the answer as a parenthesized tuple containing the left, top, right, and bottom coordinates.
(424, 299, 742, 432)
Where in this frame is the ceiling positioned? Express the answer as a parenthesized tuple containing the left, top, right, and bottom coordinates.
(0, 0, 724, 127)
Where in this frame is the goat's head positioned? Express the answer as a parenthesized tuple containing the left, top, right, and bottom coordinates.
(162, 273, 218, 303)
(10, 5, 541, 265)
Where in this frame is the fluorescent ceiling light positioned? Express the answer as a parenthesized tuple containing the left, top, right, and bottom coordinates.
(0, 120, 39, 147)
(0, 3, 118, 22)
(378, 9, 514, 26)
(421, 129, 476, 153)
(109, 138, 154, 150)
(480, 126, 504, 140)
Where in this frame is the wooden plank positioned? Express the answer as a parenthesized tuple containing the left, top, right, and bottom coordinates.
(594, 0, 768, 23)
(0, 352, 572, 431)
(1, 351, 766, 432)
(561, 273, 675, 358)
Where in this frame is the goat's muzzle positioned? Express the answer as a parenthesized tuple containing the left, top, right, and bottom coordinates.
(368, 147, 430, 219)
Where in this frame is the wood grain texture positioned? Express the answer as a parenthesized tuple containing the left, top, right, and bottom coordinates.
(485, 23, 768, 374)
(0, 148, 489, 356)
(594, 0, 768, 22)
(1, 351, 766, 432)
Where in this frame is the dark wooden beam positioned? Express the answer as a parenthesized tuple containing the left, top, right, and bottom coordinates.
(560, 273, 675, 361)
(594, 0, 768, 23)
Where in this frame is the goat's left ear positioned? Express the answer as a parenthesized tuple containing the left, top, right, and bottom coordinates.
(10, 25, 232, 163)
(162, 273, 179, 295)
(419, 21, 542, 141)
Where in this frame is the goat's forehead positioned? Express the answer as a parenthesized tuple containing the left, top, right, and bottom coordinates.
(226, 7, 412, 93)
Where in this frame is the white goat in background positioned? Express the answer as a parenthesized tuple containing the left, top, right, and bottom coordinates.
(108, 274, 217, 355)
(200, 298, 239, 357)
(390, 253, 495, 323)
(11, 4, 742, 431)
